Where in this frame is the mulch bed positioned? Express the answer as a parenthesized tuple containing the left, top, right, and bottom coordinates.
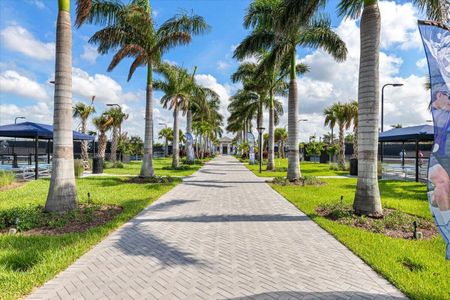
(2, 205, 123, 236)
(316, 206, 438, 240)
(0, 181, 27, 192)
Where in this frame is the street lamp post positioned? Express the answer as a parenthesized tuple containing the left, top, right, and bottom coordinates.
(381, 83, 403, 162)
(257, 127, 265, 173)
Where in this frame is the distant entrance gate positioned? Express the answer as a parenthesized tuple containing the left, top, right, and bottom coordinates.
(219, 136, 232, 155)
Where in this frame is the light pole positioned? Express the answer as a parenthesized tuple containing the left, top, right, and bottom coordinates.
(257, 126, 265, 173)
(381, 83, 403, 162)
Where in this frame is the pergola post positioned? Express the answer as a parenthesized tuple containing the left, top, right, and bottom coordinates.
(47, 140, 51, 163)
(35, 136, 39, 180)
(415, 140, 419, 182)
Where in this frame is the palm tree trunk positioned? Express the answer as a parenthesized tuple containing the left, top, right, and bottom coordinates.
(98, 132, 107, 159)
(81, 119, 89, 168)
(287, 51, 301, 180)
(353, 2, 382, 216)
(353, 125, 358, 159)
(140, 64, 155, 177)
(45, 0, 77, 213)
(111, 126, 118, 163)
(338, 123, 345, 169)
(267, 91, 275, 170)
(172, 105, 179, 168)
(186, 109, 194, 163)
(164, 138, 168, 157)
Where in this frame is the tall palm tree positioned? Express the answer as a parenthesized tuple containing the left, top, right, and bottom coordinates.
(158, 127, 172, 157)
(154, 64, 198, 167)
(45, 0, 77, 213)
(105, 107, 128, 163)
(324, 102, 351, 169)
(235, 0, 347, 180)
(77, 0, 209, 177)
(274, 127, 288, 158)
(93, 113, 113, 160)
(336, 0, 447, 215)
(73, 97, 96, 168)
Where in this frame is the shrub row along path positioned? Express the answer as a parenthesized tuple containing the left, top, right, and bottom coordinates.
(29, 156, 405, 300)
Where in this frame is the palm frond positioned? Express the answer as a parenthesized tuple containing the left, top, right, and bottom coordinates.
(107, 44, 145, 72)
(337, 0, 363, 19)
(413, 0, 449, 23)
(76, 0, 124, 28)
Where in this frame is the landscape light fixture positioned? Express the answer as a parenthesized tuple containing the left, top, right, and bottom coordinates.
(257, 127, 265, 174)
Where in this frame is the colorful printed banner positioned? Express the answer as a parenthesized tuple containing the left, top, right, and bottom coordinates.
(247, 132, 255, 164)
(418, 20, 450, 259)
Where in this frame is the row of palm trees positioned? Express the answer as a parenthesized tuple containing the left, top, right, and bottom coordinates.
(227, 0, 446, 217)
(323, 101, 358, 169)
(46, 0, 213, 212)
(73, 100, 128, 164)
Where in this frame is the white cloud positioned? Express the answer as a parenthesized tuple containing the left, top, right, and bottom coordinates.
(71, 67, 142, 105)
(379, 1, 421, 50)
(27, 0, 45, 9)
(195, 74, 231, 122)
(217, 60, 231, 72)
(0, 102, 52, 125)
(0, 25, 54, 60)
(0, 70, 48, 100)
(80, 45, 98, 64)
(416, 58, 427, 69)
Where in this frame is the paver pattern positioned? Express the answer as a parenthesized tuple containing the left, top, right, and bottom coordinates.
(29, 156, 406, 300)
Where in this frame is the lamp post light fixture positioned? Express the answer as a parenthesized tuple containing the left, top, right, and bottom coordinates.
(381, 83, 403, 133)
(256, 126, 265, 173)
(381, 83, 403, 162)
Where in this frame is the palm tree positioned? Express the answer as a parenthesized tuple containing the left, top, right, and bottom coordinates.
(347, 100, 358, 159)
(158, 127, 172, 157)
(235, 0, 347, 180)
(335, 0, 447, 215)
(73, 97, 95, 168)
(77, 0, 209, 177)
(45, 0, 77, 213)
(274, 127, 288, 158)
(324, 102, 351, 169)
(105, 107, 128, 163)
(93, 113, 113, 160)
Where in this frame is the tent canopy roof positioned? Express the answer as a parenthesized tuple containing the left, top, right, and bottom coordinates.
(0, 122, 94, 140)
(379, 124, 434, 142)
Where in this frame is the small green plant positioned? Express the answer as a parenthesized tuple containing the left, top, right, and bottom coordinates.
(162, 165, 191, 171)
(74, 159, 84, 178)
(0, 170, 16, 187)
(113, 162, 124, 168)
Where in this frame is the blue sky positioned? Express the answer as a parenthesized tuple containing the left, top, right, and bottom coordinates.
(0, 0, 432, 141)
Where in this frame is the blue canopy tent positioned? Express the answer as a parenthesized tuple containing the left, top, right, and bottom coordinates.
(379, 125, 434, 182)
(0, 122, 94, 179)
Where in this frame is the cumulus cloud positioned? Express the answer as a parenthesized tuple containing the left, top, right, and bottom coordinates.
(0, 70, 48, 100)
(195, 74, 231, 121)
(80, 45, 99, 64)
(0, 25, 54, 60)
(71, 67, 142, 105)
(0, 102, 52, 125)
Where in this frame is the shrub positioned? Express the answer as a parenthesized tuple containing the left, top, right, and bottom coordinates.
(74, 160, 84, 178)
(329, 162, 349, 171)
(162, 165, 191, 171)
(114, 162, 124, 168)
(0, 170, 16, 187)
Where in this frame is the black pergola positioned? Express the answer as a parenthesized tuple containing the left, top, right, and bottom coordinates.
(379, 125, 434, 182)
(0, 122, 93, 179)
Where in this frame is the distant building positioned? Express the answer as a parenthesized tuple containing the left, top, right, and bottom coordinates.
(218, 136, 232, 155)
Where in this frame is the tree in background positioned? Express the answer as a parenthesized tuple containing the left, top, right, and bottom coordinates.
(274, 127, 288, 158)
(93, 113, 113, 160)
(105, 107, 128, 164)
(73, 97, 95, 168)
(158, 127, 172, 157)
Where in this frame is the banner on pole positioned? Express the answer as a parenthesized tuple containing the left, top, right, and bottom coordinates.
(418, 20, 450, 259)
(247, 132, 255, 164)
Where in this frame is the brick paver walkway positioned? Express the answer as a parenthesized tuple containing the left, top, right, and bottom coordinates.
(29, 156, 406, 300)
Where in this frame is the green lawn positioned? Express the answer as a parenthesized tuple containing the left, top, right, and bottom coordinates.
(271, 178, 450, 300)
(0, 177, 180, 300)
(243, 157, 348, 177)
(103, 157, 209, 176)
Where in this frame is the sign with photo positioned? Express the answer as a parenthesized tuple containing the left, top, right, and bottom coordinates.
(419, 20, 450, 259)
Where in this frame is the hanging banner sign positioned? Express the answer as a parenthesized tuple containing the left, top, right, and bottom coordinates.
(247, 132, 255, 164)
(418, 20, 450, 259)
